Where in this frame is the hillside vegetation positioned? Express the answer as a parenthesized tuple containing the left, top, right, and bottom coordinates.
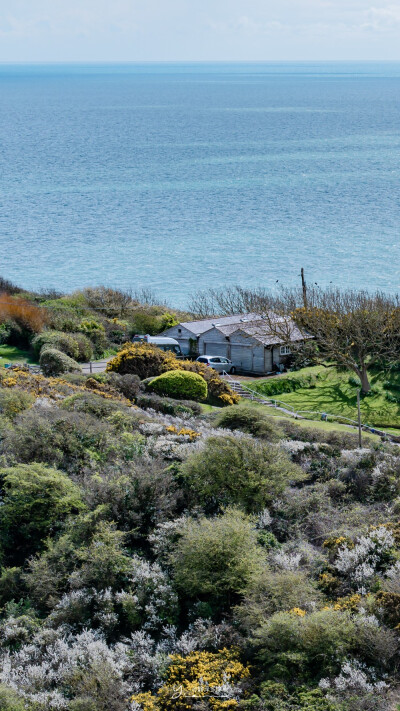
(0, 364, 399, 710)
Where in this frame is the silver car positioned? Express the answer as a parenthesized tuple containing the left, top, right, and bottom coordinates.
(196, 355, 236, 374)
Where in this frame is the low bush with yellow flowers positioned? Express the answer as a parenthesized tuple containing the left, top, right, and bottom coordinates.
(131, 648, 250, 711)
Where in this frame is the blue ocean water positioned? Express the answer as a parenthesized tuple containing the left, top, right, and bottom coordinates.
(0, 62, 399, 307)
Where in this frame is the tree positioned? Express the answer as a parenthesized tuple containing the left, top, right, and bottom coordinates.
(190, 285, 400, 394)
(287, 290, 400, 393)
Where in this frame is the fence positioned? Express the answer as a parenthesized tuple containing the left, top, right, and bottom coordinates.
(222, 372, 400, 443)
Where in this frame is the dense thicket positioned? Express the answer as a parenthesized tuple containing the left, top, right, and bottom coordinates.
(0, 367, 399, 711)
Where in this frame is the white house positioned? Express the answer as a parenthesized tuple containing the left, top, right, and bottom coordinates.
(163, 313, 308, 374)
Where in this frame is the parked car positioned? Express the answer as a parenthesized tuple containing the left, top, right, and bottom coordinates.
(196, 355, 236, 374)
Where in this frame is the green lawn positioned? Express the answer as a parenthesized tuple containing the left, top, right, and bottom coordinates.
(0, 345, 37, 366)
(245, 366, 400, 430)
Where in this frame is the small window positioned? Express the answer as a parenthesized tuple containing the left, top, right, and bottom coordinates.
(178, 328, 182, 334)
(197, 357, 207, 363)
(280, 345, 291, 356)
(210, 358, 221, 363)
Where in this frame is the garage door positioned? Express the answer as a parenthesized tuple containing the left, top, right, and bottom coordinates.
(230, 346, 253, 372)
(202, 342, 229, 358)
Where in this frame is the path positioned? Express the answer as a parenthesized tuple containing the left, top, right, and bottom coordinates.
(81, 358, 112, 375)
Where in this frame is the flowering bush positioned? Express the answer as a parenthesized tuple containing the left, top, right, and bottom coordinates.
(107, 343, 178, 379)
(131, 648, 250, 711)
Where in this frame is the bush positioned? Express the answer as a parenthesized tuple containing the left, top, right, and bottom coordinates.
(32, 330, 93, 362)
(215, 404, 283, 441)
(106, 342, 178, 379)
(0, 295, 46, 339)
(180, 435, 303, 513)
(3, 408, 111, 474)
(61, 391, 127, 419)
(0, 388, 34, 419)
(148, 370, 208, 402)
(0, 685, 26, 711)
(40, 347, 81, 376)
(33, 330, 80, 359)
(0, 463, 84, 563)
(178, 359, 239, 406)
(136, 393, 202, 417)
(171, 509, 264, 607)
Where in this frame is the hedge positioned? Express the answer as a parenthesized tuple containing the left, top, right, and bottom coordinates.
(39, 348, 81, 377)
(148, 370, 208, 402)
(32, 330, 93, 362)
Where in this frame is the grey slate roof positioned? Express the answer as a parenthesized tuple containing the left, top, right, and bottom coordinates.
(179, 313, 263, 336)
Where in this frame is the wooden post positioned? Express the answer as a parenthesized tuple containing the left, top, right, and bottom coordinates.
(89, 362, 92, 374)
(357, 390, 362, 448)
(301, 267, 307, 307)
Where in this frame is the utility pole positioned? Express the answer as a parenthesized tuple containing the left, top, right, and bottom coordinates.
(301, 268, 307, 308)
(357, 389, 362, 448)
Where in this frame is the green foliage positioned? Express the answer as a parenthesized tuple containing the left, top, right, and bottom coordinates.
(3, 408, 112, 473)
(136, 393, 201, 416)
(33, 330, 93, 362)
(253, 373, 317, 397)
(171, 509, 264, 607)
(148, 370, 208, 402)
(0, 685, 27, 711)
(180, 435, 303, 513)
(0, 463, 84, 563)
(214, 404, 283, 441)
(60, 391, 127, 418)
(39, 347, 81, 376)
(253, 608, 357, 681)
(0, 387, 34, 419)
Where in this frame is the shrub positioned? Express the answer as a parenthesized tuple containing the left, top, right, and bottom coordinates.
(178, 360, 239, 406)
(106, 342, 178, 379)
(180, 435, 303, 513)
(3, 408, 111, 474)
(0, 295, 46, 338)
(33, 330, 79, 359)
(253, 608, 357, 681)
(171, 509, 264, 607)
(78, 319, 107, 356)
(148, 370, 208, 402)
(131, 648, 250, 711)
(237, 570, 323, 630)
(214, 404, 283, 441)
(39, 347, 81, 376)
(136, 393, 202, 417)
(0, 685, 26, 711)
(0, 463, 84, 563)
(32, 330, 93, 362)
(0, 388, 34, 419)
(60, 391, 127, 418)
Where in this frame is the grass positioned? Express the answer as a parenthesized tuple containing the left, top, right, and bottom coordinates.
(241, 398, 380, 442)
(0, 345, 37, 366)
(245, 365, 400, 431)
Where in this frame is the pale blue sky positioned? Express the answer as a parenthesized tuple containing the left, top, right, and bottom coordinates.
(0, 0, 399, 62)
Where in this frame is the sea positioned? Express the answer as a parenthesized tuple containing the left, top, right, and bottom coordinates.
(0, 61, 399, 308)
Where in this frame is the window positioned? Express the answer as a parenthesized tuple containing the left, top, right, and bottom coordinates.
(280, 345, 291, 356)
(197, 357, 207, 363)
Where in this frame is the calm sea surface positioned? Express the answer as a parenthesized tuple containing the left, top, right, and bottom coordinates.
(0, 62, 399, 307)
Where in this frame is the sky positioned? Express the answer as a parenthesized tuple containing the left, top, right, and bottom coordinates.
(0, 0, 399, 62)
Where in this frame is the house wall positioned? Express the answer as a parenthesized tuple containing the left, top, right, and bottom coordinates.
(198, 327, 230, 358)
(162, 325, 197, 355)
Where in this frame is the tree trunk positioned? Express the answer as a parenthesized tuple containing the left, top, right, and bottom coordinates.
(360, 367, 371, 394)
